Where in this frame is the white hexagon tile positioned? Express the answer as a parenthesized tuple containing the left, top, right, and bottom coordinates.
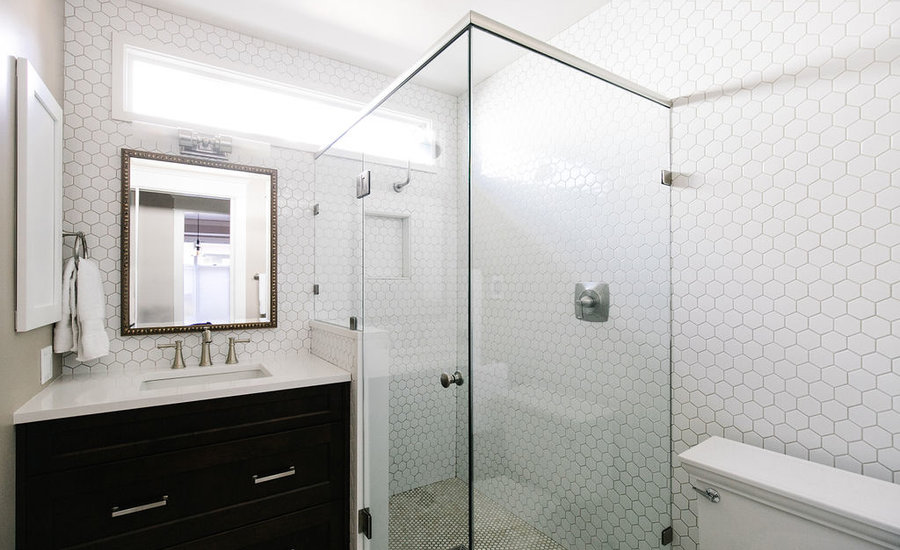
(552, 1, 899, 548)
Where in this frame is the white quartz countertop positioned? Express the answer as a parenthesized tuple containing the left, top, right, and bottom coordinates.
(14, 352, 350, 424)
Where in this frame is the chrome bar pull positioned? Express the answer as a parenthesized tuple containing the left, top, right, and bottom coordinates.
(692, 486, 720, 503)
(253, 465, 296, 485)
(111, 495, 168, 518)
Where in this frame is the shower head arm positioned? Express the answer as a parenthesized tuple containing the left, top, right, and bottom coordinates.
(392, 160, 412, 192)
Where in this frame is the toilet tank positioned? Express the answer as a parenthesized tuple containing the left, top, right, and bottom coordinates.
(680, 437, 900, 550)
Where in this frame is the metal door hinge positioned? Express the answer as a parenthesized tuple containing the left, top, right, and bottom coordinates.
(313, 284, 319, 295)
(359, 507, 373, 539)
(313, 203, 319, 215)
(661, 526, 673, 545)
(661, 170, 673, 186)
(357, 170, 371, 198)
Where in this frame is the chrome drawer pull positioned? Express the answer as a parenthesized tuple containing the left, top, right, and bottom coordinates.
(111, 495, 168, 518)
(253, 465, 295, 485)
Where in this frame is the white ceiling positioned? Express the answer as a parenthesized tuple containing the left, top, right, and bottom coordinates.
(138, 0, 606, 84)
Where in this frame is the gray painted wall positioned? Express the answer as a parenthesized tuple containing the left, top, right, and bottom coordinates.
(0, 0, 65, 545)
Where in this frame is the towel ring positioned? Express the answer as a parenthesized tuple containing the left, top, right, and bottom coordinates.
(63, 231, 90, 267)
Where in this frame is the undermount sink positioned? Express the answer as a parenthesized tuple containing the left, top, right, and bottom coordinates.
(140, 364, 272, 391)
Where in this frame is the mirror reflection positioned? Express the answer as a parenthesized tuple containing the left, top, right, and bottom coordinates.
(123, 150, 276, 334)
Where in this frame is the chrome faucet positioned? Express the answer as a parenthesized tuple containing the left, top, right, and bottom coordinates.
(199, 329, 213, 366)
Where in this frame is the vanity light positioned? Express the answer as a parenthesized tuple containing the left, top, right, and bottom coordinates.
(178, 129, 232, 160)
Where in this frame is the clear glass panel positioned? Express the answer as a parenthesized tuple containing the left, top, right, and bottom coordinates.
(315, 30, 471, 550)
(469, 28, 671, 550)
(314, 153, 364, 325)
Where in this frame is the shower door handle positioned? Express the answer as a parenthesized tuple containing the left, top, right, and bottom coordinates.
(440, 371, 464, 388)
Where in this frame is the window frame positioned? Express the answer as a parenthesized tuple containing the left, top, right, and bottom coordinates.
(111, 33, 437, 167)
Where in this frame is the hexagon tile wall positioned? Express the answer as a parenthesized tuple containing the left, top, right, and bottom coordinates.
(551, 1, 899, 548)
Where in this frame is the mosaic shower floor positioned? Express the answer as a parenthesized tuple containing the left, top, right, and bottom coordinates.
(389, 477, 566, 550)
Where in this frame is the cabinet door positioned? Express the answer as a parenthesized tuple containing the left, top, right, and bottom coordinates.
(15, 57, 63, 332)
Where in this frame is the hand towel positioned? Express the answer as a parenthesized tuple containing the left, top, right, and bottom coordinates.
(53, 258, 77, 354)
(74, 258, 110, 362)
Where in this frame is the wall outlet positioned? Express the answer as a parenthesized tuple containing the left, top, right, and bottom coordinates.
(40, 345, 53, 384)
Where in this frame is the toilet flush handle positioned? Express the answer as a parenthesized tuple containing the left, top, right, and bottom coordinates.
(692, 486, 720, 503)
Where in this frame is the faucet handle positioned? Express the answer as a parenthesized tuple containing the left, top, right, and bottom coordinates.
(225, 337, 251, 365)
(157, 340, 185, 369)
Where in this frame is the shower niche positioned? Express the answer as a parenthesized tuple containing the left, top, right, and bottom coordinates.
(364, 213, 410, 280)
(313, 12, 671, 550)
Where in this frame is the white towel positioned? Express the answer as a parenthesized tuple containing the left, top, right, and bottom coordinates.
(74, 259, 110, 362)
(53, 258, 77, 354)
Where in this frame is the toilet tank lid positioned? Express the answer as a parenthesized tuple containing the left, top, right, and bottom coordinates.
(680, 437, 900, 545)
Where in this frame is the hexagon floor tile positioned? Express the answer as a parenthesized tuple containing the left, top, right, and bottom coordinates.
(390, 477, 565, 550)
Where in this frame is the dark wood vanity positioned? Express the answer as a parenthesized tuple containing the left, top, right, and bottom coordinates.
(16, 383, 349, 549)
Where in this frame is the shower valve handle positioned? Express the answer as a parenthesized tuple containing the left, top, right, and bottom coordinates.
(440, 371, 464, 388)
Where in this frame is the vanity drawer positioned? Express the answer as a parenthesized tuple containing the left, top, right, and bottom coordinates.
(24, 422, 346, 549)
(20, 383, 347, 475)
(169, 502, 345, 550)
(62, 500, 346, 550)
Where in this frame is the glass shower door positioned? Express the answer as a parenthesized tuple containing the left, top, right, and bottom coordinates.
(317, 31, 472, 550)
(469, 29, 671, 550)
(363, 31, 471, 550)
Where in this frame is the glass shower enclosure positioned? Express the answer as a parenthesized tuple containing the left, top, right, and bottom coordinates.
(314, 12, 671, 550)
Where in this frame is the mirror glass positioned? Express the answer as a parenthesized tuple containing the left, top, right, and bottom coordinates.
(122, 150, 276, 334)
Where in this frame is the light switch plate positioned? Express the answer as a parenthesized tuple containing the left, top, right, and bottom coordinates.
(40, 345, 53, 384)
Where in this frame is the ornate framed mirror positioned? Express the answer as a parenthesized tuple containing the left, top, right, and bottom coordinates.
(121, 149, 277, 335)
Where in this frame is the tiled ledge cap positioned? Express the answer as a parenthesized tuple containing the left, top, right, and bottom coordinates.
(680, 436, 900, 548)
